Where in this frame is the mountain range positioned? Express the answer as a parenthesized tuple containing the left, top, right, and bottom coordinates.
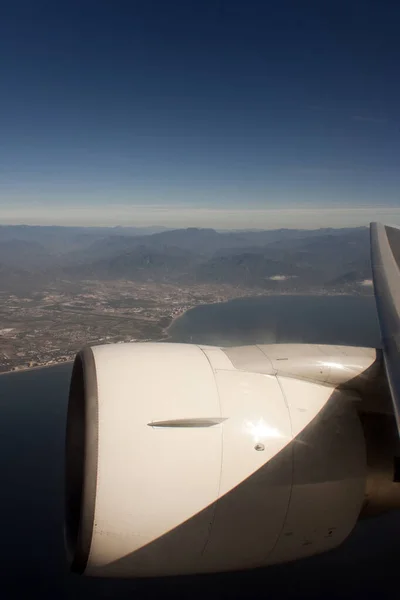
(0, 225, 372, 292)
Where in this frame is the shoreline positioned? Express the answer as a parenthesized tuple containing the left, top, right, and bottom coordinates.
(1, 290, 374, 376)
(160, 289, 374, 340)
(0, 359, 74, 378)
(161, 308, 193, 340)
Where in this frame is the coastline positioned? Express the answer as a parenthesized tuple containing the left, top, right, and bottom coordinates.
(0, 359, 74, 378)
(161, 308, 194, 340)
(160, 289, 373, 341)
(0, 290, 374, 376)
(160, 287, 275, 340)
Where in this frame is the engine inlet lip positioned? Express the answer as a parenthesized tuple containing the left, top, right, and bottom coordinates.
(64, 346, 99, 574)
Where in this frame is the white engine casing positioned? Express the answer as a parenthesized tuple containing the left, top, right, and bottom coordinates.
(65, 342, 369, 577)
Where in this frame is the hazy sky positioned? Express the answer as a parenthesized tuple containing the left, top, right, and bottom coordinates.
(1, 0, 400, 228)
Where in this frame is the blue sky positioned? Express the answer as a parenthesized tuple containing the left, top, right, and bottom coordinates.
(1, 0, 400, 228)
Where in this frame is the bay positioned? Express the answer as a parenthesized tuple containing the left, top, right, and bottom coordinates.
(168, 294, 381, 347)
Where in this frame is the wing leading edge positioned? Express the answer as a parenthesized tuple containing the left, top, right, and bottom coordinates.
(370, 222, 400, 433)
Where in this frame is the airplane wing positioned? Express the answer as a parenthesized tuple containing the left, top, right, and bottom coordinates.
(370, 222, 400, 433)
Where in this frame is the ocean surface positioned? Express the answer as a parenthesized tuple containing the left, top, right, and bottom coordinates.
(168, 294, 381, 347)
(0, 295, 399, 599)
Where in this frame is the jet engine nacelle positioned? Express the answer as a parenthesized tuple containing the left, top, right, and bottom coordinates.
(64, 342, 379, 577)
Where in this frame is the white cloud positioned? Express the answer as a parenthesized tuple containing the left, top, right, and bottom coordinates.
(1, 204, 400, 229)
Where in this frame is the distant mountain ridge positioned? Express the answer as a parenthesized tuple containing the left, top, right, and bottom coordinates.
(0, 225, 169, 253)
(0, 225, 372, 292)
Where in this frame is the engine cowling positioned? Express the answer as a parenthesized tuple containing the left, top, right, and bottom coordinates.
(65, 342, 373, 577)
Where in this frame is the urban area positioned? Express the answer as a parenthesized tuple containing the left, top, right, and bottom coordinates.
(0, 280, 265, 374)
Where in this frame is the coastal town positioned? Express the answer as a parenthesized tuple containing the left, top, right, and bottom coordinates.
(0, 280, 264, 374)
(0, 277, 374, 375)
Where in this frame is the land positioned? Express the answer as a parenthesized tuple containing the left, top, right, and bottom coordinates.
(0, 279, 373, 374)
(0, 225, 374, 373)
(0, 280, 270, 373)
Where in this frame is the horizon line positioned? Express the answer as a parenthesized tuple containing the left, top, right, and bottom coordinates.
(0, 222, 372, 232)
(0, 205, 399, 229)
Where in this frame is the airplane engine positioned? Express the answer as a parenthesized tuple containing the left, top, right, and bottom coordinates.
(64, 341, 383, 578)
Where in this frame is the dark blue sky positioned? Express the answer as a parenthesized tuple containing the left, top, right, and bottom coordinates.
(1, 0, 400, 228)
